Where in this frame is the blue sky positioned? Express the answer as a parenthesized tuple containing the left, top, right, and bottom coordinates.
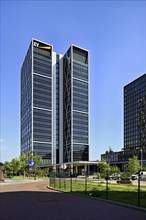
(1, 0, 145, 162)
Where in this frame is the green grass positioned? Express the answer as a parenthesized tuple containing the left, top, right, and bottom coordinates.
(11, 176, 48, 180)
(11, 176, 35, 180)
(49, 179, 146, 208)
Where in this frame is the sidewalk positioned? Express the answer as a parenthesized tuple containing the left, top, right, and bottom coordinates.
(0, 178, 47, 185)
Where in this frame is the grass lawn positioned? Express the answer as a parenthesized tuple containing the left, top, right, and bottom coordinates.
(49, 179, 146, 208)
(11, 176, 35, 180)
(11, 176, 48, 180)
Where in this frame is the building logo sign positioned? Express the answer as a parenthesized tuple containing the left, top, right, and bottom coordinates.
(33, 40, 52, 50)
(33, 42, 39, 47)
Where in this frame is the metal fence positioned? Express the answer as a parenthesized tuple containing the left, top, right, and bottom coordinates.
(48, 170, 146, 208)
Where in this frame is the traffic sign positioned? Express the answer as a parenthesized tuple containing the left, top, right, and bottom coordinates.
(29, 160, 35, 166)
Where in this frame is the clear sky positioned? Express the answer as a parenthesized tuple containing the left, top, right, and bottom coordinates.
(1, 0, 146, 162)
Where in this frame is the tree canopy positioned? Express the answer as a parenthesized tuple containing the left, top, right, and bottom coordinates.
(3, 151, 42, 177)
(125, 155, 141, 176)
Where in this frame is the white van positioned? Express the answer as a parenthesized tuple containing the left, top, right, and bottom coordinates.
(131, 171, 146, 180)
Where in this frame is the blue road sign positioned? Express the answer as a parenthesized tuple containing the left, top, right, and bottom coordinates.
(29, 160, 35, 166)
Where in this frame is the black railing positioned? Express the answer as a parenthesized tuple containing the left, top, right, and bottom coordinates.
(48, 170, 146, 208)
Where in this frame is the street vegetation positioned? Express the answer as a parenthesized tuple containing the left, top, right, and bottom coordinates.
(3, 151, 47, 178)
(98, 156, 146, 178)
(3, 154, 146, 179)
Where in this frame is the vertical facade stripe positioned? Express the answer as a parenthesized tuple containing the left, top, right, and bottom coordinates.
(59, 55, 63, 164)
(52, 51, 56, 168)
(32, 39, 34, 153)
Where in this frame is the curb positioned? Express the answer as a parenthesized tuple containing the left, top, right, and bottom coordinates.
(47, 186, 146, 213)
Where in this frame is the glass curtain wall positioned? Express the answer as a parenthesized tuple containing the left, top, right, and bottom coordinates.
(72, 46, 89, 161)
(21, 43, 32, 155)
(56, 54, 60, 164)
(124, 74, 146, 150)
(33, 40, 52, 164)
(63, 48, 72, 162)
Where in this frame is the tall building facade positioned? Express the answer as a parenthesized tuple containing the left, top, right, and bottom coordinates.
(124, 74, 146, 151)
(101, 73, 146, 170)
(21, 39, 89, 166)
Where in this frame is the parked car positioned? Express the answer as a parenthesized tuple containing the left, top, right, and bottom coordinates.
(109, 173, 121, 180)
(131, 172, 139, 180)
(131, 171, 146, 180)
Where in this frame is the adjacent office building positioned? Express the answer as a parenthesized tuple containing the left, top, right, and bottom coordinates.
(101, 73, 146, 169)
(21, 39, 89, 166)
(124, 74, 146, 151)
(121, 73, 146, 164)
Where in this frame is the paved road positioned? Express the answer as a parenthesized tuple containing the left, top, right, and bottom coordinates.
(0, 179, 146, 220)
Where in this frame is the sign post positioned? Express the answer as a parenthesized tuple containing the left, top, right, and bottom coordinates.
(29, 160, 35, 167)
(29, 160, 36, 180)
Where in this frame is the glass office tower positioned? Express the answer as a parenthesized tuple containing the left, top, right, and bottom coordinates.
(72, 46, 89, 162)
(21, 39, 53, 165)
(124, 73, 146, 150)
(63, 46, 89, 162)
(21, 39, 89, 165)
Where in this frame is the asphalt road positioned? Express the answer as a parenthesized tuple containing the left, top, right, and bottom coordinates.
(0, 179, 146, 220)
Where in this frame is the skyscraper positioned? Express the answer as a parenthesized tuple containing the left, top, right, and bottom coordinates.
(101, 73, 146, 170)
(21, 39, 89, 166)
(124, 73, 146, 151)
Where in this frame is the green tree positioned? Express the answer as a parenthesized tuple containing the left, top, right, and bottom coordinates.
(20, 153, 28, 177)
(11, 158, 21, 176)
(98, 160, 108, 178)
(125, 156, 141, 176)
(141, 166, 146, 171)
(3, 161, 13, 177)
(36, 168, 47, 177)
(110, 165, 120, 174)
